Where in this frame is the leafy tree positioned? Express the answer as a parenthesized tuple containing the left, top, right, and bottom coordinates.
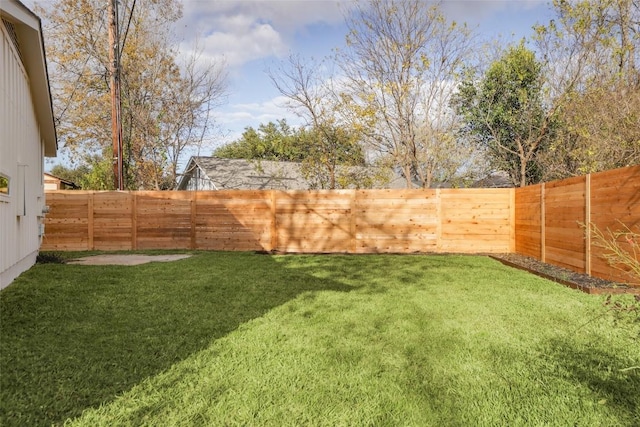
(49, 154, 113, 190)
(296, 124, 376, 189)
(213, 120, 305, 162)
(335, 0, 477, 188)
(534, 0, 640, 179)
(453, 43, 555, 187)
(536, 0, 639, 95)
(540, 82, 640, 179)
(36, 0, 227, 190)
(214, 119, 377, 189)
(78, 155, 115, 190)
(49, 164, 90, 188)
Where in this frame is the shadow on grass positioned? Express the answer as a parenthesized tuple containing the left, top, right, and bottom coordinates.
(0, 252, 355, 427)
(542, 336, 640, 422)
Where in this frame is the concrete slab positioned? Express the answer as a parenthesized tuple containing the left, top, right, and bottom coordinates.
(67, 254, 192, 266)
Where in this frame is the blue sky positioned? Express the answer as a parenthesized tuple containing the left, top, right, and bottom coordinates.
(36, 0, 556, 170)
(175, 0, 555, 155)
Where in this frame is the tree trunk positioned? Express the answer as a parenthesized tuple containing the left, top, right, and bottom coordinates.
(520, 157, 527, 187)
(403, 164, 413, 188)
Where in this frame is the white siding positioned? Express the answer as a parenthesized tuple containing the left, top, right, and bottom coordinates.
(185, 167, 217, 191)
(0, 20, 46, 288)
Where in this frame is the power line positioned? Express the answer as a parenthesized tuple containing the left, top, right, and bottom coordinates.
(109, 0, 124, 190)
(119, 0, 137, 63)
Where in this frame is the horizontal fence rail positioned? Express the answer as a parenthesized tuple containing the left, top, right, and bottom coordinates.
(42, 188, 515, 255)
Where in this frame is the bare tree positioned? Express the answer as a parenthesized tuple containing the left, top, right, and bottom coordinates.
(535, 0, 640, 179)
(141, 41, 228, 189)
(335, 0, 476, 188)
(37, 0, 228, 189)
(269, 55, 372, 189)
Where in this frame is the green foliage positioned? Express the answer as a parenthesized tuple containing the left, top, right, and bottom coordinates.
(587, 222, 640, 284)
(50, 155, 114, 190)
(298, 124, 369, 189)
(35, 252, 67, 264)
(535, 0, 639, 86)
(299, 125, 366, 167)
(214, 120, 306, 162)
(454, 43, 555, 186)
(1, 253, 638, 426)
(214, 120, 372, 189)
(49, 164, 89, 188)
(81, 156, 115, 190)
(533, 0, 640, 180)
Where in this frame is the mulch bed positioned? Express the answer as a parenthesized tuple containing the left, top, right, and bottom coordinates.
(490, 253, 640, 295)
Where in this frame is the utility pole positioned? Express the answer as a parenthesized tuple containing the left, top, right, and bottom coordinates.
(108, 0, 124, 190)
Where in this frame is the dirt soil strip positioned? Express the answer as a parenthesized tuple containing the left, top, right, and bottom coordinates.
(67, 254, 192, 266)
(489, 254, 640, 295)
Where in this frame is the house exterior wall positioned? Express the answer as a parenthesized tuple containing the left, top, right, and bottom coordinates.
(44, 173, 77, 190)
(0, 18, 47, 289)
(185, 167, 217, 191)
(44, 177, 60, 191)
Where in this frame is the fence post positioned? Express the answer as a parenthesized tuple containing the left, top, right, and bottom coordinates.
(88, 192, 94, 250)
(350, 190, 357, 253)
(509, 188, 516, 253)
(435, 189, 442, 251)
(131, 192, 137, 250)
(270, 190, 277, 252)
(190, 192, 197, 250)
(585, 174, 591, 275)
(541, 183, 546, 263)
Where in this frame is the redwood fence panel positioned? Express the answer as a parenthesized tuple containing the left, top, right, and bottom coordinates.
(43, 192, 90, 251)
(514, 183, 542, 259)
(136, 191, 193, 250)
(353, 189, 439, 253)
(589, 167, 640, 283)
(42, 188, 515, 254)
(439, 189, 514, 253)
(195, 190, 273, 251)
(275, 190, 356, 253)
(514, 165, 640, 285)
(544, 175, 587, 272)
(41, 165, 639, 286)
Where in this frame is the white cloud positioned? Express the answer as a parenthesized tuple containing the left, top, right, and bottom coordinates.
(213, 95, 305, 142)
(177, 0, 348, 69)
(175, 0, 548, 70)
(198, 21, 287, 67)
(175, 0, 552, 147)
(180, 0, 346, 32)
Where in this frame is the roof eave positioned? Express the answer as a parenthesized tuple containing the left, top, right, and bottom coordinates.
(2, 0, 57, 157)
(176, 157, 200, 190)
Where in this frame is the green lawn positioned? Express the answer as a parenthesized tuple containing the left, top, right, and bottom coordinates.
(1, 252, 638, 426)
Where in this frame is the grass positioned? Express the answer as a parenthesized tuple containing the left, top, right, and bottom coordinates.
(1, 252, 638, 426)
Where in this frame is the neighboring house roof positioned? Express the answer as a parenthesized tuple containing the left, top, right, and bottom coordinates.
(44, 173, 80, 190)
(176, 157, 514, 191)
(472, 171, 514, 188)
(176, 157, 311, 191)
(1, 0, 57, 156)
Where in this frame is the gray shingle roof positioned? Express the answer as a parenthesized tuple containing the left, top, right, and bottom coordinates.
(176, 157, 310, 190)
(176, 156, 509, 190)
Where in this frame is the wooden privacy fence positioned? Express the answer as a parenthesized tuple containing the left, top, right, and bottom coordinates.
(515, 165, 640, 285)
(42, 188, 515, 254)
(41, 165, 639, 285)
